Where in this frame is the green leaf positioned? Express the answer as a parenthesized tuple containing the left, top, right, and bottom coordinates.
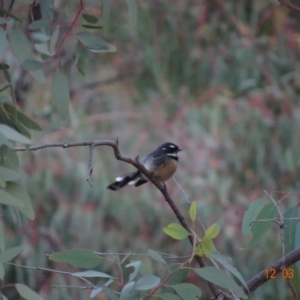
(52, 70, 70, 120)
(49, 249, 102, 268)
(195, 239, 215, 258)
(284, 207, 300, 252)
(125, 261, 141, 282)
(148, 249, 166, 264)
(0, 124, 31, 144)
(76, 32, 117, 52)
(0, 246, 23, 263)
(7, 30, 32, 64)
(0, 146, 19, 169)
(133, 275, 160, 291)
(162, 264, 188, 285)
(172, 283, 202, 300)
(50, 26, 60, 54)
(0, 64, 9, 70)
(12, 35, 46, 79)
(0, 220, 5, 251)
(81, 24, 103, 29)
(0, 263, 4, 280)
(163, 223, 190, 240)
(0, 174, 5, 188)
(76, 45, 88, 75)
(211, 252, 249, 293)
(28, 20, 49, 30)
(90, 279, 114, 298)
(8, 114, 31, 139)
(72, 270, 113, 278)
(0, 189, 24, 208)
(189, 201, 197, 222)
(22, 60, 43, 71)
(34, 43, 52, 56)
(242, 198, 264, 236)
(0, 27, 8, 58)
(194, 267, 247, 299)
(125, 0, 137, 28)
(160, 293, 181, 300)
(204, 223, 219, 239)
(15, 283, 44, 300)
(5, 182, 35, 220)
(249, 203, 277, 247)
(119, 281, 135, 299)
(82, 14, 98, 24)
(0, 133, 13, 148)
(3, 103, 42, 131)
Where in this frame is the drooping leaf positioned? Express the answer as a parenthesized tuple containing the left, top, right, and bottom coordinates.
(242, 198, 264, 236)
(194, 267, 247, 299)
(5, 182, 35, 220)
(3, 103, 42, 131)
(284, 207, 300, 252)
(15, 283, 44, 300)
(0, 189, 24, 208)
(211, 252, 248, 293)
(0, 124, 31, 144)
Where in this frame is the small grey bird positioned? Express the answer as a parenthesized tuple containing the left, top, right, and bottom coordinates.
(107, 142, 182, 191)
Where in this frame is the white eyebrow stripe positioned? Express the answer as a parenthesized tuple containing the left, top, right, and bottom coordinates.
(116, 177, 124, 182)
(169, 145, 176, 148)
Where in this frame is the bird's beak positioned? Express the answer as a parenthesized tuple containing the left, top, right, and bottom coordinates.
(178, 148, 183, 152)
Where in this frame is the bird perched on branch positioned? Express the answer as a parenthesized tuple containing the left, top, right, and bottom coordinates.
(107, 142, 182, 191)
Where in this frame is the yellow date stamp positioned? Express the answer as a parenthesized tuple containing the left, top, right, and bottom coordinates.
(265, 268, 294, 279)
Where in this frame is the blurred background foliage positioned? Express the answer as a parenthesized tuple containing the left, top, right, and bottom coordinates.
(2, 0, 300, 299)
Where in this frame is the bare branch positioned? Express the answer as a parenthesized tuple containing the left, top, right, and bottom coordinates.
(245, 246, 300, 294)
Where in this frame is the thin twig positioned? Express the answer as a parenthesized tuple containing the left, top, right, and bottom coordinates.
(5, 262, 96, 288)
(244, 246, 300, 294)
